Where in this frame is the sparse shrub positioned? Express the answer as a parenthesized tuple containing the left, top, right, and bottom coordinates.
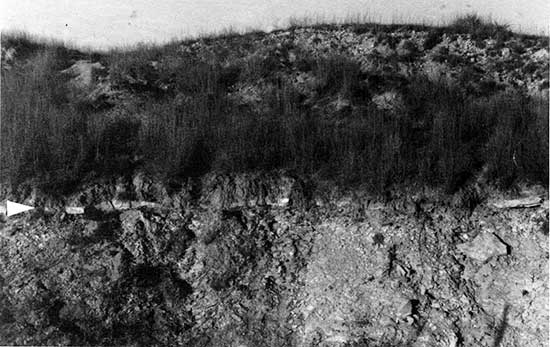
(312, 54, 366, 100)
(1, 31, 65, 60)
(484, 92, 549, 186)
(450, 14, 512, 41)
(446, 53, 466, 67)
(97, 116, 142, 174)
(430, 45, 450, 63)
(376, 32, 399, 48)
(219, 63, 242, 89)
(108, 49, 161, 93)
(240, 51, 282, 82)
(396, 39, 419, 61)
(523, 61, 539, 74)
(158, 55, 219, 95)
(423, 29, 443, 50)
(508, 40, 526, 55)
(1, 46, 83, 184)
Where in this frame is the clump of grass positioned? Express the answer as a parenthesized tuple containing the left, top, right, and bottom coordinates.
(1, 30, 95, 64)
(1, 31, 55, 58)
(1, 46, 74, 184)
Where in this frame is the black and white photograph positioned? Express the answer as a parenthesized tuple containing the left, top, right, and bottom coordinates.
(0, 1, 548, 346)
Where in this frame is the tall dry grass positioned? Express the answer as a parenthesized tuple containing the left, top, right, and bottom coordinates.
(1, 19, 548, 191)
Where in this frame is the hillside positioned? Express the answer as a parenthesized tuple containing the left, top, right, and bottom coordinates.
(0, 16, 549, 347)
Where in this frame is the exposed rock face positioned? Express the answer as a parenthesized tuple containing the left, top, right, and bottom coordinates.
(0, 173, 547, 346)
(456, 232, 508, 262)
(492, 196, 543, 209)
(61, 60, 117, 107)
(372, 91, 405, 112)
(61, 60, 105, 88)
(175, 27, 548, 96)
(65, 206, 85, 215)
(297, 190, 548, 347)
(199, 172, 306, 209)
(1, 47, 16, 69)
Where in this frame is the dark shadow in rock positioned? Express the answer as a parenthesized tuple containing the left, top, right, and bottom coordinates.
(209, 275, 232, 291)
(83, 206, 120, 221)
(45, 299, 89, 343)
(66, 217, 119, 248)
(167, 269, 194, 298)
(132, 264, 162, 288)
(46, 299, 65, 326)
(493, 304, 510, 347)
(221, 208, 246, 226)
(373, 233, 385, 246)
(0, 289, 15, 325)
(410, 299, 420, 316)
(492, 233, 512, 255)
(178, 139, 213, 178)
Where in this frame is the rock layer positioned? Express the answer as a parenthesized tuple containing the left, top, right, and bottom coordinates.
(0, 173, 547, 346)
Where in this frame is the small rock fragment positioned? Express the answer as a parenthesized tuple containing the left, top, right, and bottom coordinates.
(372, 91, 404, 112)
(532, 48, 549, 62)
(501, 47, 512, 58)
(399, 300, 413, 319)
(65, 206, 85, 215)
(396, 39, 417, 57)
(457, 233, 508, 262)
(492, 196, 542, 209)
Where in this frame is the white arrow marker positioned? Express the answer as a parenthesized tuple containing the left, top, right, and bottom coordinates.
(6, 200, 34, 217)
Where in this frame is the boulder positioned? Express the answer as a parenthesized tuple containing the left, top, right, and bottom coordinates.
(532, 48, 548, 62)
(457, 233, 508, 262)
(501, 47, 512, 58)
(61, 60, 105, 88)
(331, 95, 351, 113)
(492, 196, 542, 209)
(422, 61, 450, 82)
(372, 91, 404, 112)
(65, 206, 85, 215)
(375, 44, 394, 57)
(61, 60, 117, 107)
(132, 172, 169, 203)
(1, 47, 16, 68)
(396, 39, 418, 58)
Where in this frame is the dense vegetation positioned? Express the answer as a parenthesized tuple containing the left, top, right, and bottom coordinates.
(1, 16, 548, 192)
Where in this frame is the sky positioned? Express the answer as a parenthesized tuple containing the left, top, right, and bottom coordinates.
(1, 0, 548, 49)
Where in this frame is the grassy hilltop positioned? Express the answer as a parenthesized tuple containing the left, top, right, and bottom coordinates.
(1, 15, 548, 192)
